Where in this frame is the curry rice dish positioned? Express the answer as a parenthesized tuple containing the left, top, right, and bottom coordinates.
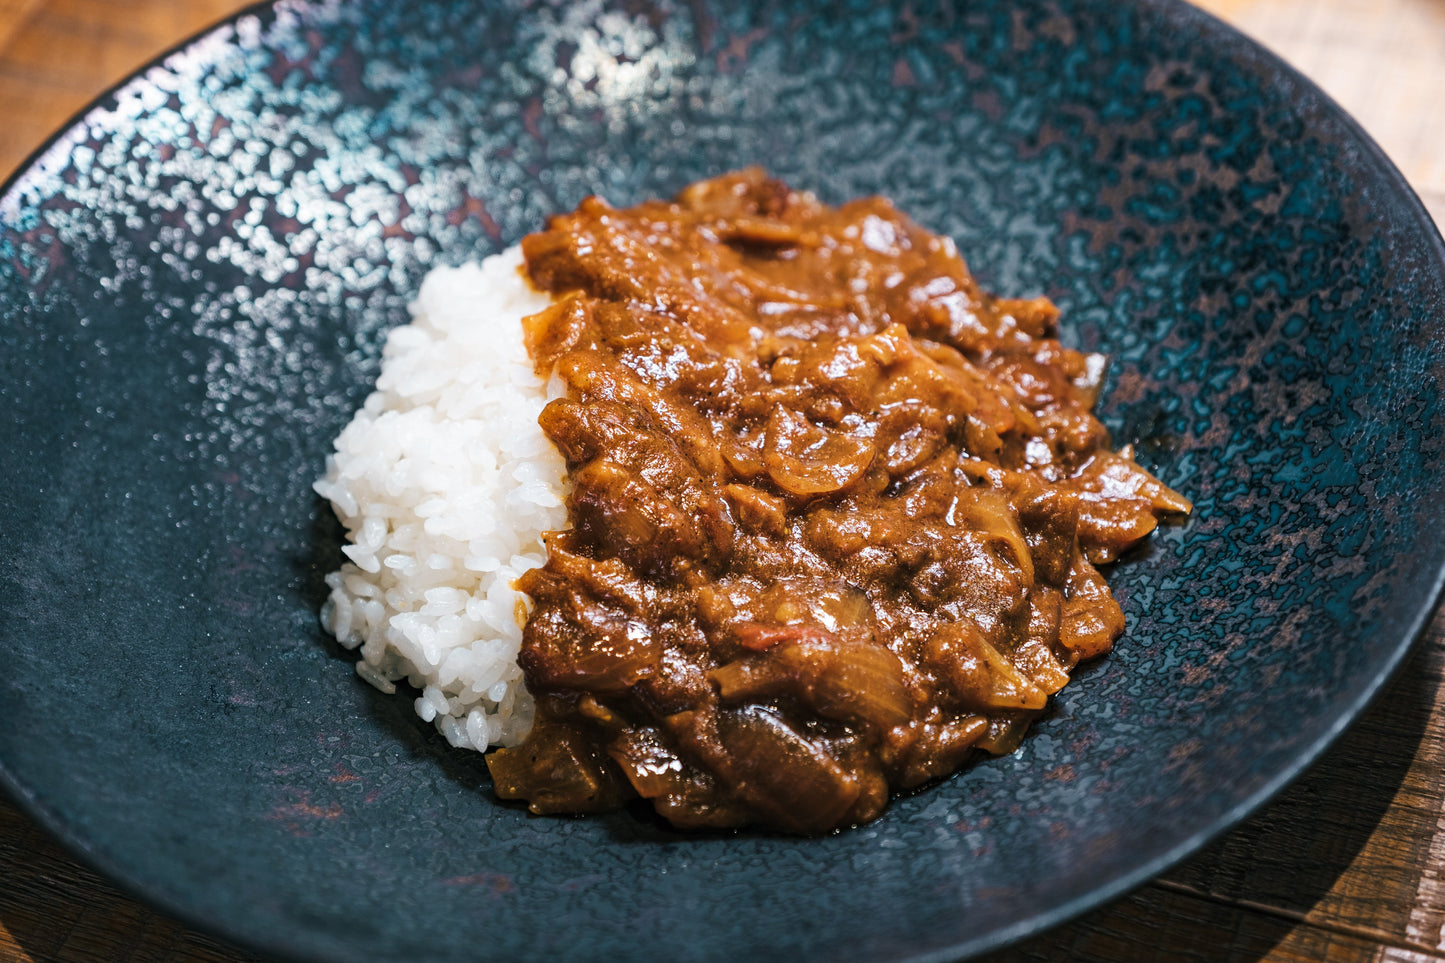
(318, 169, 1191, 835)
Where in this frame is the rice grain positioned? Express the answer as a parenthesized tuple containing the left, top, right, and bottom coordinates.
(315, 245, 561, 750)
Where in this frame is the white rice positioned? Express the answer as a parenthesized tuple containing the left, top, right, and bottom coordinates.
(314, 244, 565, 750)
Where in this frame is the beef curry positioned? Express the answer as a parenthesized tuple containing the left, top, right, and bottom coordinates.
(486, 170, 1191, 834)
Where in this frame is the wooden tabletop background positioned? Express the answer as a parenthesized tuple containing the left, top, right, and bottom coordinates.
(1, 1, 1443, 961)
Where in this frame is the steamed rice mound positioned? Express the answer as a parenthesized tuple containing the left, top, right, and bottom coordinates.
(315, 245, 562, 750)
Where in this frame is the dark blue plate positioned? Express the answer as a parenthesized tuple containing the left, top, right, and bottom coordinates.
(2, 1, 1443, 960)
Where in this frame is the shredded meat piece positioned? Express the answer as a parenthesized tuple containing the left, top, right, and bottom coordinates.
(485, 169, 1192, 834)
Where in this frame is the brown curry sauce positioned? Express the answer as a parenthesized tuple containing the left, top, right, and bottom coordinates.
(486, 170, 1191, 834)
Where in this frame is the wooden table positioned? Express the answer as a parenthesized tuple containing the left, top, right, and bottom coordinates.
(2, 1, 1442, 960)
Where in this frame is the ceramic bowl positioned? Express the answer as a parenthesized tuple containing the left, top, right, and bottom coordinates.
(2, 1, 1443, 960)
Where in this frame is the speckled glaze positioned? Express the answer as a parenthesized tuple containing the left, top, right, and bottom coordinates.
(1, 1, 1442, 960)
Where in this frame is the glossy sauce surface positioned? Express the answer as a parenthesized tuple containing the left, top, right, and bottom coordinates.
(487, 170, 1190, 833)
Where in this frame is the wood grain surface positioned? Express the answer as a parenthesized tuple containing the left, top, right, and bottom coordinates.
(2, 1, 1443, 961)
